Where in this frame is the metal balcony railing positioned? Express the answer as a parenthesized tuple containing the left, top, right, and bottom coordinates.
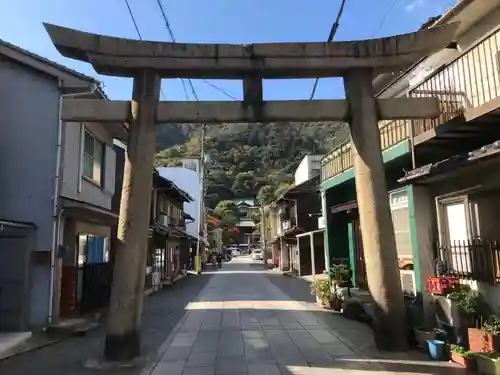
(439, 239, 500, 284)
(320, 119, 408, 181)
(320, 28, 500, 182)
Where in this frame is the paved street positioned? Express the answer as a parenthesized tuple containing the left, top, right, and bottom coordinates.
(146, 256, 465, 375)
(0, 272, 211, 375)
(1, 255, 465, 375)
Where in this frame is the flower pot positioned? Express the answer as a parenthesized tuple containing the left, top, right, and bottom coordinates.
(414, 328, 436, 350)
(330, 297, 342, 311)
(427, 339, 447, 361)
(483, 332, 500, 352)
(451, 351, 477, 372)
(468, 328, 484, 352)
(476, 353, 500, 375)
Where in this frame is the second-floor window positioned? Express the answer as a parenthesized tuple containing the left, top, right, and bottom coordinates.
(83, 129, 104, 186)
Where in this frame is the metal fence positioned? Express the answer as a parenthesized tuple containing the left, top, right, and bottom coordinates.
(80, 262, 113, 314)
(439, 239, 500, 283)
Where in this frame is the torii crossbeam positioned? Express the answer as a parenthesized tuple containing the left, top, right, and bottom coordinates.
(43, 22, 459, 361)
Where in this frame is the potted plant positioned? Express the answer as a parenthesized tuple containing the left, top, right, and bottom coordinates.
(483, 316, 500, 352)
(406, 297, 437, 350)
(310, 279, 331, 307)
(447, 288, 487, 352)
(476, 352, 500, 375)
(450, 345, 478, 372)
(330, 265, 350, 286)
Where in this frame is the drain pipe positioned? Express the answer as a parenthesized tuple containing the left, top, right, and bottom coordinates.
(48, 82, 98, 325)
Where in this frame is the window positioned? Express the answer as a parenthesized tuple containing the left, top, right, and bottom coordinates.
(83, 129, 104, 185)
(77, 234, 110, 265)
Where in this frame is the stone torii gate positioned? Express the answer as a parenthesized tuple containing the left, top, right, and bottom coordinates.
(44, 22, 458, 361)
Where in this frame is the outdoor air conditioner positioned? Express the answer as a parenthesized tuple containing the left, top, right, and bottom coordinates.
(400, 270, 417, 296)
(318, 216, 325, 229)
(159, 214, 169, 226)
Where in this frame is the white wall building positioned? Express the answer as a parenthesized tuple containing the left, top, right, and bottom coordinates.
(157, 166, 200, 238)
(294, 154, 323, 186)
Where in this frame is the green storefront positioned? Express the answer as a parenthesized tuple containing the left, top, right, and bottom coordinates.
(320, 140, 424, 294)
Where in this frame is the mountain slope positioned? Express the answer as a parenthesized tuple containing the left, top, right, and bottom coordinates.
(155, 121, 349, 207)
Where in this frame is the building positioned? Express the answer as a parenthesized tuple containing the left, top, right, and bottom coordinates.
(294, 154, 323, 186)
(158, 165, 201, 240)
(229, 198, 259, 246)
(146, 171, 196, 291)
(0, 40, 126, 329)
(268, 154, 326, 276)
(319, 0, 500, 309)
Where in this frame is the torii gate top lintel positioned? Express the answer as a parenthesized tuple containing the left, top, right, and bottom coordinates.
(44, 22, 459, 80)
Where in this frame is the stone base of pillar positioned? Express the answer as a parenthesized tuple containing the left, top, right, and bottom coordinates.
(104, 331, 140, 361)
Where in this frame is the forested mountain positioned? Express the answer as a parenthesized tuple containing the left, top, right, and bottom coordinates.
(155, 121, 349, 208)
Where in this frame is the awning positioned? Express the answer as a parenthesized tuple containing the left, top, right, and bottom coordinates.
(61, 197, 118, 226)
(330, 200, 357, 214)
(399, 140, 500, 185)
(276, 175, 320, 203)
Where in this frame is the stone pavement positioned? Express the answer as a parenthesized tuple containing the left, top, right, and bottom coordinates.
(145, 256, 467, 375)
(0, 273, 210, 375)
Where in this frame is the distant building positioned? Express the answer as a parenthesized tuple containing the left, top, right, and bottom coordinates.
(294, 154, 323, 186)
(229, 198, 259, 246)
(157, 166, 200, 239)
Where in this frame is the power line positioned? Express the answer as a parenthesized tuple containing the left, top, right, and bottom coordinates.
(155, 0, 238, 101)
(372, 0, 400, 38)
(124, 0, 142, 40)
(290, 0, 348, 156)
(124, 0, 170, 101)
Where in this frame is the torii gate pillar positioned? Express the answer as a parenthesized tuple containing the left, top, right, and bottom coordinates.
(105, 69, 161, 361)
(345, 69, 407, 350)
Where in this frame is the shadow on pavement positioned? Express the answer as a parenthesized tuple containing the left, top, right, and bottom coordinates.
(0, 274, 211, 375)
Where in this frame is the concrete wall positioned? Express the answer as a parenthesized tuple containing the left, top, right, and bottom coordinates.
(408, 185, 437, 323)
(457, 5, 500, 53)
(294, 155, 322, 186)
(416, 158, 500, 313)
(0, 56, 59, 251)
(60, 122, 116, 210)
(0, 57, 61, 326)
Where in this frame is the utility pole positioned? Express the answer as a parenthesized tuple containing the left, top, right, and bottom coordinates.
(260, 206, 267, 263)
(195, 125, 206, 274)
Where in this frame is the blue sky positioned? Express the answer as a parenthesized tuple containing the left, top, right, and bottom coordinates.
(1, 0, 456, 101)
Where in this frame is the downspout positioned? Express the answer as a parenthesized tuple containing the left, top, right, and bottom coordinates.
(48, 82, 98, 325)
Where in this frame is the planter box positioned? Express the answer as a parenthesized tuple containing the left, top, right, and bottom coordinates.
(469, 328, 485, 352)
(483, 333, 500, 352)
(476, 353, 500, 375)
(451, 351, 477, 372)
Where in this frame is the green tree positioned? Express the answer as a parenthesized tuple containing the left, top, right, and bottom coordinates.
(232, 171, 256, 197)
(220, 214, 239, 228)
(213, 200, 238, 219)
(257, 185, 276, 205)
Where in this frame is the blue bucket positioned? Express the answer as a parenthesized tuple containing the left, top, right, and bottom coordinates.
(427, 339, 446, 360)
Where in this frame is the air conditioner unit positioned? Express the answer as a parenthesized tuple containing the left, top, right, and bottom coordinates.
(400, 270, 417, 296)
(318, 216, 325, 229)
(159, 214, 169, 226)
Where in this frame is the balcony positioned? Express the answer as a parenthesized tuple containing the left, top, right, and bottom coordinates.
(320, 28, 500, 182)
(321, 119, 408, 181)
(282, 217, 297, 232)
